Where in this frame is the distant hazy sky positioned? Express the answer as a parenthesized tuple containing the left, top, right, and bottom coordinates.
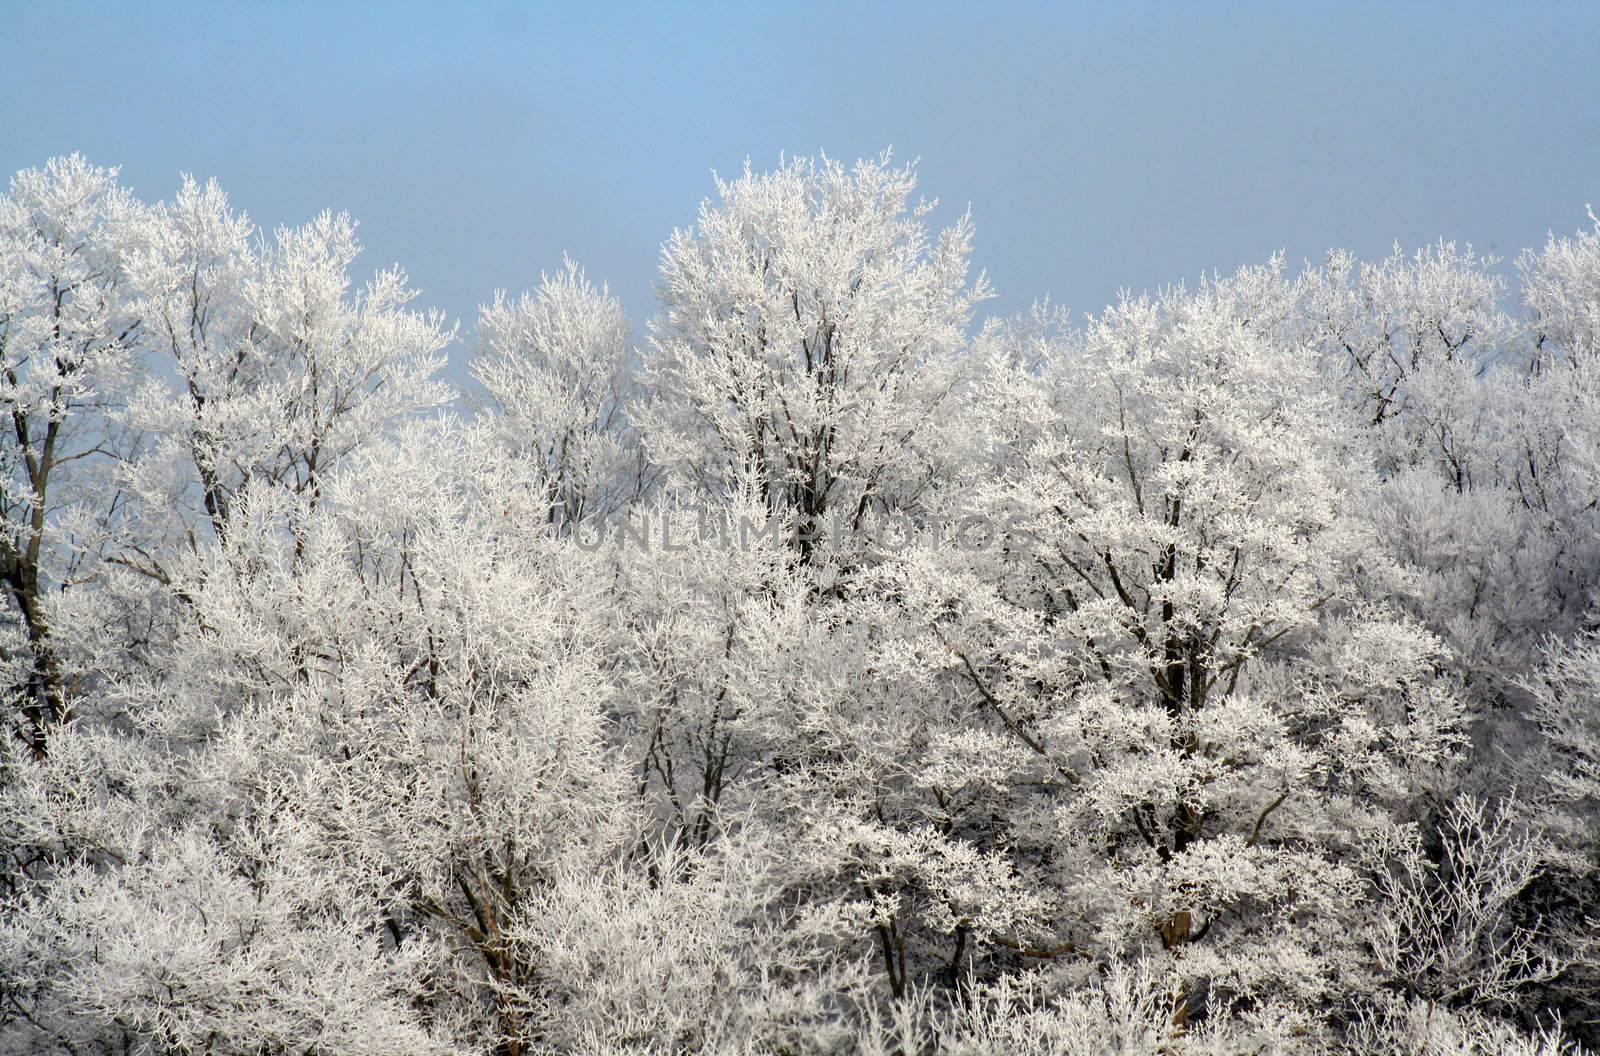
(5, 1, 1598, 376)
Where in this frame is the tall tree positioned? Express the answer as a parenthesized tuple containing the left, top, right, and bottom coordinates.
(0, 156, 140, 756)
(472, 259, 647, 533)
(640, 153, 988, 560)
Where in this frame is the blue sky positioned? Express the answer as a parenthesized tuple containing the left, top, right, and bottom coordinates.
(5, 1, 1597, 375)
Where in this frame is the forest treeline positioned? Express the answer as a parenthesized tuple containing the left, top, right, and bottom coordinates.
(1, 152, 1599, 1054)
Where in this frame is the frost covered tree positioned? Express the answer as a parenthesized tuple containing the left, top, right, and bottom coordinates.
(1367, 795, 1559, 1016)
(1297, 241, 1507, 486)
(120, 177, 452, 552)
(0, 426, 631, 1055)
(1523, 209, 1600, 370)
(0, 156, 141, 756)
(472, 259, 647, 532)
(639, 153, 989, 560)
(876, 265, 1473, 1028)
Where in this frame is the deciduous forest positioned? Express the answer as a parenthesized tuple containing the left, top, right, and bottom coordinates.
(2, 152, 1599, 1054)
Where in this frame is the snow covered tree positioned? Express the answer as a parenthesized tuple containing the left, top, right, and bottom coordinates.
(1297, 242, 1507, 487)
(639, 152, 989, 561)
(120, 179, 452, 553)
(1523, 209, 1600, 371)
(0, 425, 633, 1056)
(472, 259, 647, 533)
(0, 156, 141, 756)
(1367, 795, 1559, 1014)
(879, 264, 1472, 1027)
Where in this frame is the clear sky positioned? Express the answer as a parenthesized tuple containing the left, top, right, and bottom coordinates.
(5, 1, 1598, 377)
